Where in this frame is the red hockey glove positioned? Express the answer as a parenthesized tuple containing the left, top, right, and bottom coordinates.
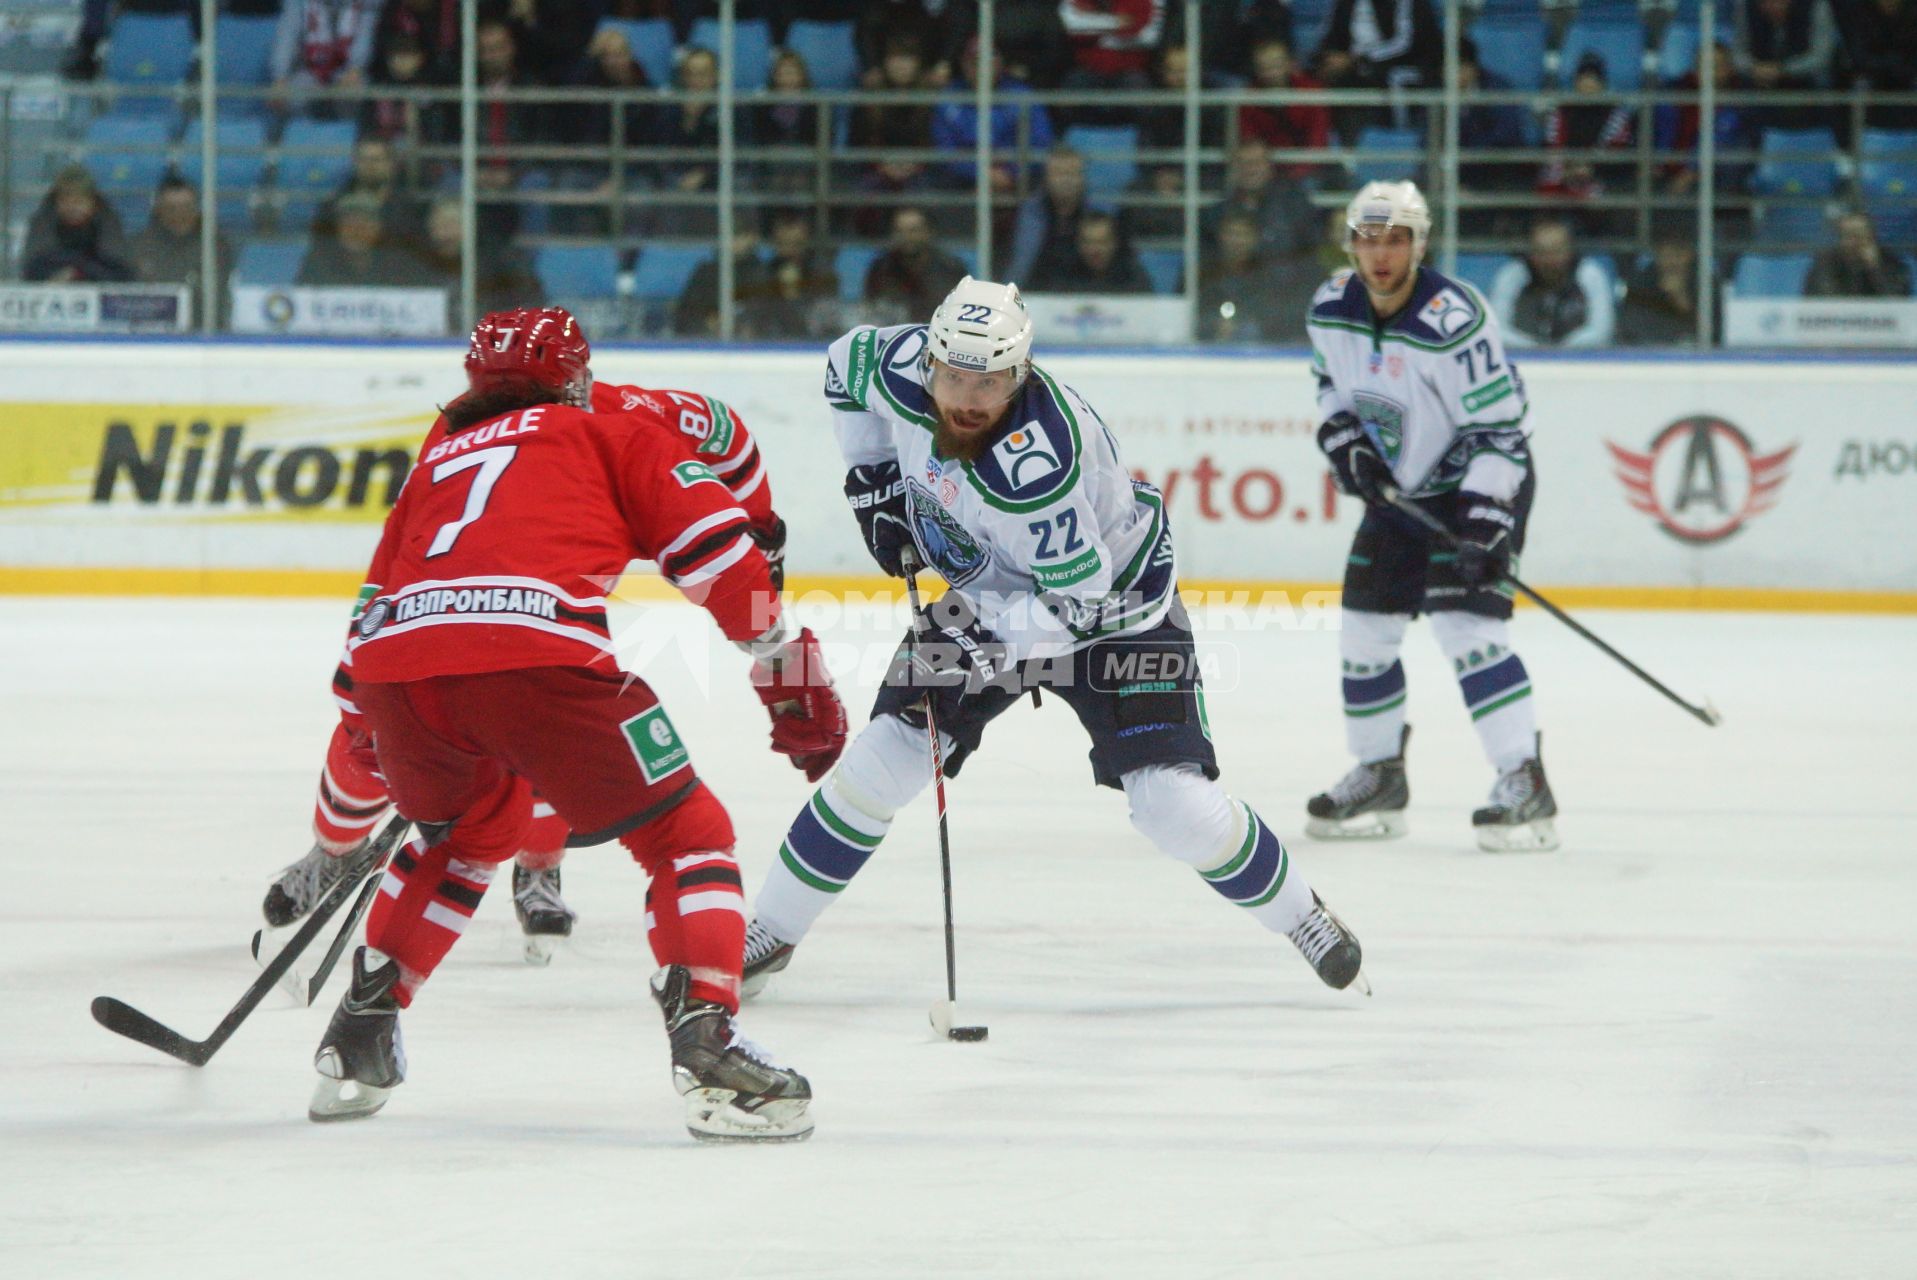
(750, 626, 847, 781)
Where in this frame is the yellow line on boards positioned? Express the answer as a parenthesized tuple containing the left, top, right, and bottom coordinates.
(0, 568, 1912, 615)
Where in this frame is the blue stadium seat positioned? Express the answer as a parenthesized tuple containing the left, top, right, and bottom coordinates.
(82, 114, 175, 198)
(595, 18, 675, 88)
(1732, 253, 1811, 298)
(1353, 126, 1422, 186)
(1860, 129, 1917, 195)
(234, 239, 305, 287)
(834, 243, 880, 300)
(1138, 248, 1183, 295)
(630, 243, 710, 299)
(275, 118, 357, 215)
(1288, 0, 1336, 58)
(1062, 124, 1139, 195)
(1657, 24, 1702, 82)
(180, 118, 268, 226)
(1754, 127, 1839, 196)
(1471, 17, 1545, 91)
(1559, 21, 1645, 91)
(536, 245, 621, 299)
(1450, 253, 1508, 295)
(214, 16, 277, 84)
(103, 14, 194, 86)
(786, 20, 859, 91)
(1865, 193, 1917, 248)
(688, 18, 772, 90)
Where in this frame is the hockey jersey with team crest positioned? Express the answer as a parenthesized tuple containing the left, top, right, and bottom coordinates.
(825, 322, 1175, 661)
(1307, 266, 1532, 501)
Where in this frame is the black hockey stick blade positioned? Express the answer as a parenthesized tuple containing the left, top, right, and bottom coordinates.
(1379, 487, 1721, 728)
(90, 816, 406, 1066)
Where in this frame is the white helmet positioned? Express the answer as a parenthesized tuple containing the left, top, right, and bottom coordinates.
(1345, 180, 1431, 253)
(926, 276, 1033, 377)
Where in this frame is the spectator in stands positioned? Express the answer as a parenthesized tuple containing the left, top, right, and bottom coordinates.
(297, 191, 427, 287)
(1203, 138, 1316, 256)
(864, 206, 970, 322)
(847, 33, 940, 237)
(755, 50, 823, 200)
(1199, 209, 1319, 343)
(413, 196, 543, 316)
(1617, 231, 1719, 345)
(661, 46, 723, 201)
(576, 25, 659, 153)
(473, 16, 551, 240)
(130, 173, 232, 327)
(1238, 37, 1332, 182)
(930, 37, 1056, 195)
(375, 0, 460, 80)
(272, 0, 382, 112)
(501, 0, 598, 84)
(22, 166, 134, 283)
(856, 1, 959, 86)
(741, 211, 841, 337)
(312, 137, 428, 258)
(1029, 210, 1154, 293)
(1489, 217, 1616, 348)
(1656, 42, 1756, 198)
(1167, 0, 1293, 82)
(1455, 37, 1529, 197)
(1538, 52, 1634, 235)
(673, 227, 773, 337)
(1128, 43, 1227, 240)
(361, 31, 446, 144)
(1734, 0, 1838, 92)
(1314, 0, 1442, 138)
(942, 2, 1071, 87)
(1058, 0, 1167, 122)
(1837, 0, 1917, 125)
(1008, 147, 1113, 283)
(1806, 210, 1915, 295)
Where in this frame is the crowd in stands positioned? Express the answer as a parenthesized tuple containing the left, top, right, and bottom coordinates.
(5, 0, 1916, 343)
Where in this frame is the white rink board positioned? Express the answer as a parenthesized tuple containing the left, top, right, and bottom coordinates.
(2, 343, 1914, 593)
(2, 595, 1915, 1277)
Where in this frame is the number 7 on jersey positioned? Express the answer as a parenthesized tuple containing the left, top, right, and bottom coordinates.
(425, 446, 517, 558)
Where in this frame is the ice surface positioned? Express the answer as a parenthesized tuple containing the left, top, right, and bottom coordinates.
(2, 596, 1914, 1278)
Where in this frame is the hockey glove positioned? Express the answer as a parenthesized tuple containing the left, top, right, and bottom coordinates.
(886, 598, 1017, 729)
(1454, 496, 1517, 587)
(844, 462, 913, 578)
(748, 514, 788, 593)
(1317, 411, 1393, 507)
(750, 627, 848, 781)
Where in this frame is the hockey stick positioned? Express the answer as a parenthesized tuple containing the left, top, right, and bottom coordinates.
(90, 816, 406, 1066)
(900, 550, 989, 1043)
(1380, 487, 1721, 727)
(249, 820, 405, 1006)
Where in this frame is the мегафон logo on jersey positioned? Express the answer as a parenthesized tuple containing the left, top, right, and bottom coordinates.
(1605, 416, 1797, 545)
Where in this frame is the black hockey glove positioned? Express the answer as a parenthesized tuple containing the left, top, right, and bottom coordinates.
(1455, 495, 1517, 587)
(1317, 411, 1392, 507)
(844, 462, 912, 578)
(748, 514, 788, 593)
(885, 596, 1017, 727)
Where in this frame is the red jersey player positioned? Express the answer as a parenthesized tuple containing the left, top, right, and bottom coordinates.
(262, 370, 791, 964)
(307, 308, 846, 1143)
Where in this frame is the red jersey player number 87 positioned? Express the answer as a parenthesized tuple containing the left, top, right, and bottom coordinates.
(310, 307, 846, 1144)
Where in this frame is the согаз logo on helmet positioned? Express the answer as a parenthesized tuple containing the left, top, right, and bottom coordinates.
(1606, 416, 1796, 545)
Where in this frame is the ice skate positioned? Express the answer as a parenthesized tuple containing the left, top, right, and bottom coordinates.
(740, 918, 795, 999)
(1286, 892, 1369, 994)
(309, 947, 406, 1123)
(512, 864, 576, 965)
(1305, 726, 1410, 841)
(1473, 735, 1560, 853)
(262, 838, 379, 928)
(650, 965, 812, 1143)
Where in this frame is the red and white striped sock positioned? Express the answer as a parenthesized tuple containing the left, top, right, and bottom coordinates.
(364, 836, 497, 1006)
(312, 721, 390, 853)
(635, 848, 745, 1012)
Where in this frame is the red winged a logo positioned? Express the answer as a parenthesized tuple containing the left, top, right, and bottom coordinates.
(1606, 416, 1796, 545)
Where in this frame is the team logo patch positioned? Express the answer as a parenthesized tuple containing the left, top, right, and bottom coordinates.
(992, 426, 1061, 489)
(620, 706, 690, 784)
(1607, 416, 1796, 545)
(1352, 392, 1407, 464)
(907, 481, 988, 586)
(945, 350, 989, 371)
(940, 477, 959, 506)
(356, 598, 391, 639)
(671, 460, 724, 489)
(1422, 289, 1475, 336)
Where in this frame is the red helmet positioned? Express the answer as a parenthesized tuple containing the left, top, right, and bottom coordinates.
(465, 307, 590, 395)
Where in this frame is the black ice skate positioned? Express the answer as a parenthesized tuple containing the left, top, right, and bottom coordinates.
(262, 838, 379, 928)
(1305, 725, 1410, 841)
(740, 918, 795, 999)
(1286, 892, 1370, 995)
(650, 964, 812, 1143)
(1473, 734, 1560, 853)
(309, 947, 406, 1123)
(512, 864, 576, 965)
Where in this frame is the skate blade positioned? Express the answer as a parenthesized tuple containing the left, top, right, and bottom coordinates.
(739, 970, 774, 1000)
(682, 1088, 813, 1143)
(521, 932, 564, 966)
(1347, 969, 1373, 997)
(1304, 810, 1408, 842)
(1475, 817, 1560, 854)
(307, 1074, 395, 1123)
